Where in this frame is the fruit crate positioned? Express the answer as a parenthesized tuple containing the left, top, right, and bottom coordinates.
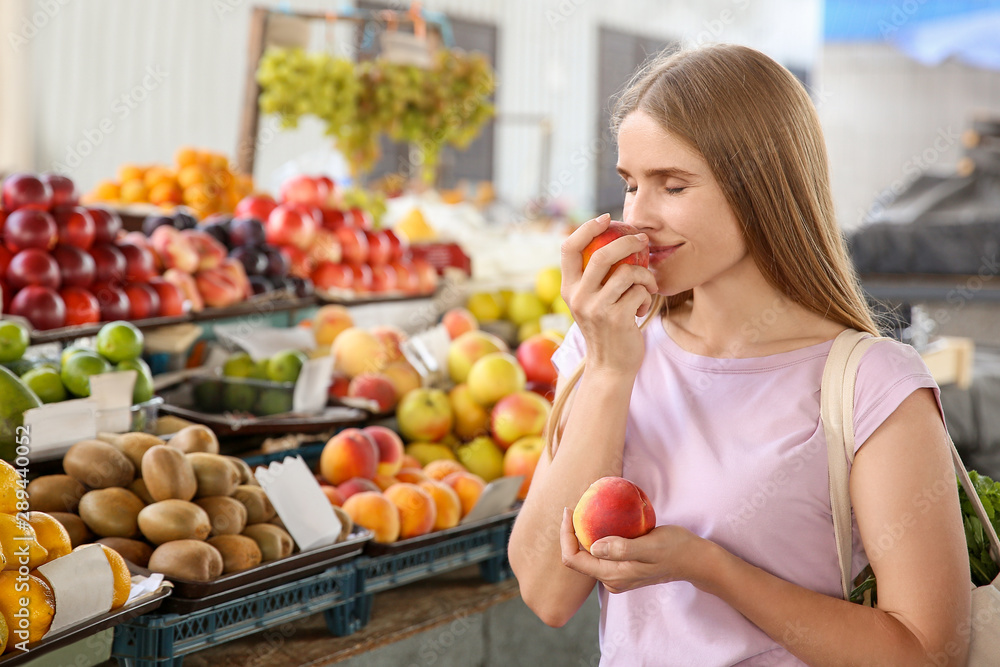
(111, 562, 357, 667)
(330, 511, 516, 636)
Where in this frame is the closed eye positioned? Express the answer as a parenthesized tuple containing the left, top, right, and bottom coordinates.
(666, 187, 686, 195)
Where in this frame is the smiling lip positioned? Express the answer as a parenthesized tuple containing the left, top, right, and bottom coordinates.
(648, 245, 682, 262)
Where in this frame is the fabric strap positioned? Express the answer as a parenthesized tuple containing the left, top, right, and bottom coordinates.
(821, 328, 1000, 600)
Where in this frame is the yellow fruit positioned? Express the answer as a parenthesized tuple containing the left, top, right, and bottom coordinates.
(25, 513, 71, 563)
(177, 165, 208, 189)
(0, 514, 47, 570)
(92, 180, 120, 201)
(0, 570, 54, 647)
(466, 292, 504, 322)
(119, 179, 148, 204)
(535, 266, 562, 305)
(117, 164, 144, 182)
(507, 292, 546, 326)
(0, 460, 26, 514)
(404, 442, 457, 467)
(518, 320, 542, 344)
(175, 146, 199, 168)
(143, 166, 175, 189)
(0, 611, 7, 653)
(99, 544, 131, 610)
(395, 208, 436, 242)
(552, 295, 573, 320)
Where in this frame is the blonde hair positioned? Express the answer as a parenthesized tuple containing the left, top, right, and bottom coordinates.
(546, 44, 878, 456)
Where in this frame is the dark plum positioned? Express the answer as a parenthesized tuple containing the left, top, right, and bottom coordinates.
(142, 215, 174, 237)
(263, 246, 289, 278)
(229, 217, 266, 247)
(229, 246, 268, 276)
(247, 275, 273, 296)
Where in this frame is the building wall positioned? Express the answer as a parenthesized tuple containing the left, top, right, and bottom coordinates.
(818, 42, 1000, 231)
(22, 0, 819, 213)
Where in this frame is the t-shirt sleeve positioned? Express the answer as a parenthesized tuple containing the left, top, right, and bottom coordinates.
(852, 338, 941, 454)
(550, 323, 586, 379)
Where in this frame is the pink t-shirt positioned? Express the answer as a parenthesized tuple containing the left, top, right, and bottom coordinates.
(551, 317, 939, 667)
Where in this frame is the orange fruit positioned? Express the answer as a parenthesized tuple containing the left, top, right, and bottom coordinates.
(0, 570, 54, 648)
(119, 179, 149, 204)
(142, 166, 175, 189)
(0, 612, 7, 654)
(148, 181, 183, 206)
(117, 163, 144, 182)
(24, 513, 71, 563)
(177, 164, 207, 189)
(175, 146, 199, 168)
(423, 459, 467, 482)
(0, 460, 25, 514)
(99, 544, 131, 610)
(92, 180, 121, 201)
(0, 514, 47, 570)
(208, 154, 229, 172)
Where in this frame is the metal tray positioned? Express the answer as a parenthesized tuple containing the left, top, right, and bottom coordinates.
(364, 508, 520, 556)
(0, 585, 171, 666)
(128, 530, 371, 612)
(156, 400, 368, 437)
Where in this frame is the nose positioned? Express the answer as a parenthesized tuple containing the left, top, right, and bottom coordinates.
(622, 189, 658, 234)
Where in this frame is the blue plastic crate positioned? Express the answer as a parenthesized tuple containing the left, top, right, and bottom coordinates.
(328, 515, 516, 636)
(111, 563, 357, 667)
(241, 441, 326, 469)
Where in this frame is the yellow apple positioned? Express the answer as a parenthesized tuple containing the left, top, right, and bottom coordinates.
(446, 330, 508, 384)
(449, 383, 491, 440)
(534, 266, 561, 305)
(396, 387, 453, 442)
(467, 352, 526, 407)
(490, 390, 551, 450)
(506, 292, 547, 327)
(405, 442, 457, 466)
(456, 435, 505, 482)
(466, 292, 504, 322)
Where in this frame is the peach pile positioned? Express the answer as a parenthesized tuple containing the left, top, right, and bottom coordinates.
(315, 425, 490, 543)
(572, 477, 656, 553)
(322, 324, 422, 414)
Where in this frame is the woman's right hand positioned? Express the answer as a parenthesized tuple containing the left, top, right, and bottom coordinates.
(560, 213, 657, 378)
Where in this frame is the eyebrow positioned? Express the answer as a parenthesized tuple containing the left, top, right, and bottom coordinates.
(616, 166, 697, 180)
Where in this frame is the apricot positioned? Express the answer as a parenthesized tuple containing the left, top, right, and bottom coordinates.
(423, 459, 467, 482)
(383, 483, 436, 540)
(419, 480, 462, 531)
(342, 491, 400, 544)
(319, 428, 378, 485)
(572, 476, 656, 553)
(442, 471, 486, 518)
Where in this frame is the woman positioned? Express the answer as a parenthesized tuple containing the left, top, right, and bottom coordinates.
(507, 44, 971, 666)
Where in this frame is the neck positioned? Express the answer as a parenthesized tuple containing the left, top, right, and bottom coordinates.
(666, 257, 833, 358)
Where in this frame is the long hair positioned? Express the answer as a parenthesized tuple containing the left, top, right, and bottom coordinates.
(546, 44, 878, 456)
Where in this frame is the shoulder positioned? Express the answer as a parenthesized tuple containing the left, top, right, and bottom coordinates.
(852, 337, 940, 453)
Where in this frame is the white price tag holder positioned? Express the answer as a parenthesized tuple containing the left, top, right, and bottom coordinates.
(401, 324, 449, 386)
(293, 356, 334, 413)
(23, 398, 99, 460)
(91, 370, 136, 433)
(213, 324, 316, 359)
(37, 544, 114, 634)
(459, 475, 522, 525)
(255, 456, 342, 551)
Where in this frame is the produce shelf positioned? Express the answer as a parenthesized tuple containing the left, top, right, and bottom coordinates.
(111, 562, 357, 667)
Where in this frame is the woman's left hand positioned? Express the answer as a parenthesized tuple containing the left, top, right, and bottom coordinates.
(559, 508, 707, 594)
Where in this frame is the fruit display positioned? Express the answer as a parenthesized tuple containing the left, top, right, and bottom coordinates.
(257, 48, 494, 181)
(0, 320, 154, 407)
(325, 323, 422, 414)
(85, 148, 254, 220)
(25, 426, 340, 582)
(259, 173, 438, 299)
(0, 458, 136, 654)
(189, 349, 309, 417)
(463, 265, 572, 346)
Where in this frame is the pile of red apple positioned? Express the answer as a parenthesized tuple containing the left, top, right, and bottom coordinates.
(256, 174, 440, 298)
(0, 172, 191, 330)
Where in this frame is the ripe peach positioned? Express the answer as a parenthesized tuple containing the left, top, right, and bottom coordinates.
(373, 474, 399, 491)
(581, 221, 649, 283)
(502, 436, 545, 500)
(442, 308, 477, 340)
(313, 304, 354, 346)
(572, 476, 656, 553)
(448, 384, 491, 441)
(400, 454, 422, 470)
(490, 390, 551, 450)
(319, 428, 378, 485)
(423, 459, 467, 482)
(395, 467, 430, 485)
(446, 330, 508, 384)
(363, 425, 406, 477)
(381, 359, 422, 399)
(342, 491, 400, 544)
(383, 483, 436, 539)
(419, 480, 462, 530)
(442, 471, 486, 518)
(371, 325, 407, 364)
(332, 327, 385, 378)
(348, 373, 398, 412)
(516, 333, 561, 386)
(321, 485, 344, 507)
(336, 477, 381, 501)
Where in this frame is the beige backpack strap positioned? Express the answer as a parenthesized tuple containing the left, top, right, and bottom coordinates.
(821, 329, 879, 600)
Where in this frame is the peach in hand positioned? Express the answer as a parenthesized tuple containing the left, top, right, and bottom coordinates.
(581, 221, 649, 282)
(572, 476, 656, 553)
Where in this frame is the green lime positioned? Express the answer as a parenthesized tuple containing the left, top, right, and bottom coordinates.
(0, 365, 41, 460)
(60, 351, 112, 397)
(60, 345, 90, 368)
(96, 321, 144, 363)
(116, 358, 154, 404)
(250, 360, 270, 380)
(222, 352, 256, 378)
(3, 359, 35, 377)
(255, 388, 293, 416)
(266, 349, 307, 383)
(20, 367, 67, 404)
(222, 383, 257, 412)
(0, 322, 29, 363)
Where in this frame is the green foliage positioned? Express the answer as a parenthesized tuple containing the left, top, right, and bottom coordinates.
(959, 470, 1000, 586)
(256, 48, 495, 182)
